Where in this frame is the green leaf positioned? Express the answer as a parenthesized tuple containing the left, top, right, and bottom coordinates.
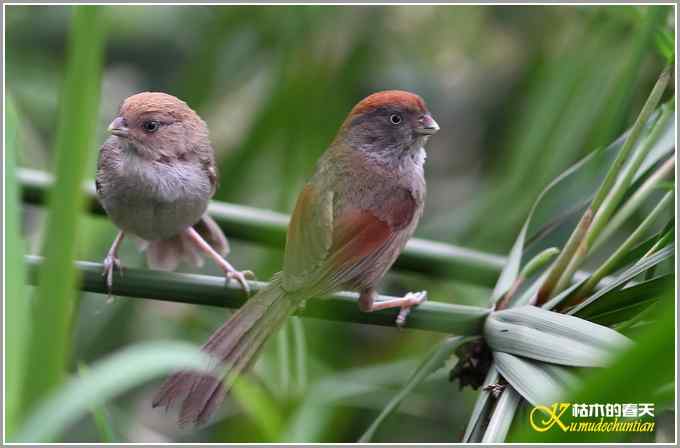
(544, 67, 671, 301)
(21, 5, 106, 414)
(578, 191, 674, 298)
(512, 289, 674, 443)
(358, 337, 468, 442)
(307, 358, 421, 403)
(283, 400, 334, 443)
(655, 28, 675, 63)
(490, 100, 668, 307)
(14, 342, 214, 442)
(575, 275, 671, 326)
(525, 105, 673, 254)
(490, 144, 602, 305)
(485, 306, 631, 367)
(231, 376, 285, 440)
(77, 364, 118, 443)
(606, 222, 673, 273)
(542, 242, 672, 313)
(5, 97, 30, 437)
(291, 317, 308, 396)
(520, 248, 560, 279)
(462, 367, 500, 442)
(632, 102, 675, 181)
(493, 353, 579, 406)
(481, 387, 521, 443)
(567, 245, 673, 315)
(588, 51, 670, 214)
(591, 103, 675, 249)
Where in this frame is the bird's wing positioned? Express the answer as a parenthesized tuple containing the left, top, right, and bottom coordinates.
(281, 183, 416, 294)
(282, 184, 334, 291)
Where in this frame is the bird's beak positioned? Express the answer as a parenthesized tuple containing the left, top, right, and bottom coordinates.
(415, 114, 439, 135)
(107, 116, 129, 138)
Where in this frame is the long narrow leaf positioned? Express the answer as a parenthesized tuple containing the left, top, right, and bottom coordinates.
(462, 366, 499, 442)
(481, 386, 521, 443)
(358, 337, 468, 442)
(231, 376, 285, 440)
(5, 97, 30, 437)
(489, 105, 665, 306)
(575, 274, 671, 326)
(493, 306, 632, 350)
(514, 290, 674, 443)
(21, 6, 106, 413)
(14, 342, 213, 442)
(494, 353, 578, 406)
(486, 307, 631, 366)
(567, 245, 673, 315)
(77, 364, 118, 443)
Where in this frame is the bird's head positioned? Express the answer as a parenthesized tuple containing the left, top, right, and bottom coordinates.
(107, 92, 209, 159)
(339, 90, 439, 160)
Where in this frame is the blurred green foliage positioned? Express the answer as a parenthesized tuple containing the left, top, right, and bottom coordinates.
(5, 4, 673, 443)
(5, 97, 29, 439)
(20, 6, 106, 420)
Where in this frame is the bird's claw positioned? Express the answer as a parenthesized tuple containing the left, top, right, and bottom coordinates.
(226, 269, 253, 296)
(396, 290, 427, 328)
(102, 254, 123, 299)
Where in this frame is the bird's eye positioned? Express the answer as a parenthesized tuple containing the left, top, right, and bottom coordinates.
(141, 120, 160, 133)
(389, 114, 402, 125)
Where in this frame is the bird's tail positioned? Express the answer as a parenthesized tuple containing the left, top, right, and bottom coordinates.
(145, 214, 229, 271)
(152, 275, 297, 425)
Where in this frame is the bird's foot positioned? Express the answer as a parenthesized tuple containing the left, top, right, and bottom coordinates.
(184, 226, 255, 297)
(396, 291, 427, 328)
(102, 254, 123, 299)
(225, 268, 255, 297)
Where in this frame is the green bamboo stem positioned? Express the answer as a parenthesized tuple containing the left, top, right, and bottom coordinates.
(552, 149, 674, 299)
(594, 156, 675, 249)
(576, 191, 674, 300)
(551, 227, 590, 299)
(536, 66, 670, 304)
(589, 66, 670, 213)
(587, 102, 674, 250)
(496, 248, 559, 310)
(17, 167, 506, 287)
(24, 255, 490, 335)
(642, 228, 673, 259)
(536, 209, 593, 304)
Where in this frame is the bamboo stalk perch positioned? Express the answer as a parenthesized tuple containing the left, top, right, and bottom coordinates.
(24, 255, 490, 335)
(18, 168, 506, 287)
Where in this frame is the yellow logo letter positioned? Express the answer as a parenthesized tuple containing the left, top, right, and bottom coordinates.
(530, 403, 570, 432)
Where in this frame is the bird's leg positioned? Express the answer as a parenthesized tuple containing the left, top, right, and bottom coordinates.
(358, 287, 427, 328)
(184, 226, 254, 295)
(102, 231, 125, 296)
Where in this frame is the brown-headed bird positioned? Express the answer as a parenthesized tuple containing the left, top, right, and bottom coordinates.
(96, 92, 251, 293)
(153, 90, 439, 425)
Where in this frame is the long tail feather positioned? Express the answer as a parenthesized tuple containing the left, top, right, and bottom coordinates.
(152, 275, 297, 425)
